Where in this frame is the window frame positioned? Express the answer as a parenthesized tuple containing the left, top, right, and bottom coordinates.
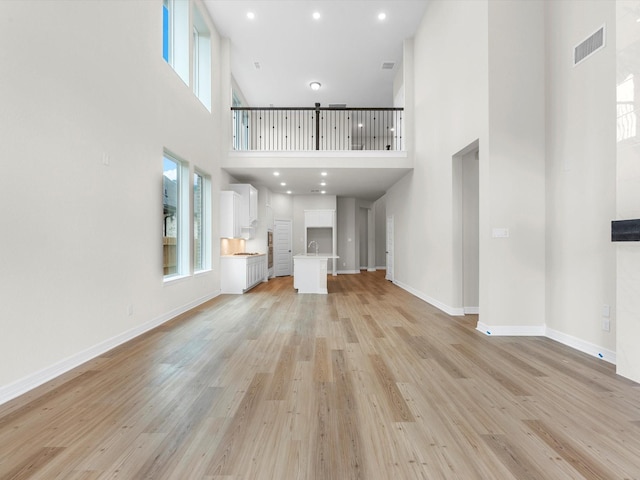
(163, 151, 189, 281)
(193, 169, 212, 273)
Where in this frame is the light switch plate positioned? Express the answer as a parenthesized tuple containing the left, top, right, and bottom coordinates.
(492, 228, 509, 238)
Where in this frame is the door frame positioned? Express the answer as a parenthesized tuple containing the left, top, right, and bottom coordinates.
(385, 215, 394, 282)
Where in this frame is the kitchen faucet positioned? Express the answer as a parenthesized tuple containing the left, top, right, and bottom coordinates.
(308, 240, 319, 255)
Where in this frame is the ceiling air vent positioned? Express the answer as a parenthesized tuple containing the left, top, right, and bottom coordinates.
(574, 25, 605, 66)
(310, 189, 321, 193)
(253, 61, 261, 70)
(381, 61, 395, 70)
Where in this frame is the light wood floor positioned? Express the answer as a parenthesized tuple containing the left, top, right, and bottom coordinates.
(2, 271, 640, 479)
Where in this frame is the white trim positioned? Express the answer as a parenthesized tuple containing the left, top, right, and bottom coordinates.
(337, 270, 360, 275)
(0, 291, 220, 406)
(366, 268, 376, 272)
(376, 266, 386, 271)
(464, 306, 479, 314)
(545, 326, 616, 365)
(227, 150, 408, 159)
(476, 321, 545, 336)
(394, 280, 464, 316)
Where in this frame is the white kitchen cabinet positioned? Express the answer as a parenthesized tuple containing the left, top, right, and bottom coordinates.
(305, 209, 334, 227)
(220, 254, 267, 294)
(229, 184, 258, 226)
(220, 191, 241, 238)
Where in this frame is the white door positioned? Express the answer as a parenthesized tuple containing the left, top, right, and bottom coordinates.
(386, 215, 394, 282)
(274, 219, 292, 276)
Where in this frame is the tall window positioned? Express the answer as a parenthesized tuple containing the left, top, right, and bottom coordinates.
(193, 171, 211, 272)
(162, 0, 189, 85)
(162, 0, 170, 62)
(163, 152, 187, 279)
(193, 5, 211, 110)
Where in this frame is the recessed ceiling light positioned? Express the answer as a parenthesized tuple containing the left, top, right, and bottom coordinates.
(280, 182, 286, 186)
(321, 191, 326, 194)
(310, 81, 321, 91)
(321, 172, 327, 176)
(287, 190, 292, 194)
(390, 127, 395, 132)
(247, 11, 255, 20)
(320, 182, 326, 186)
(378, 12, 386, 21)
(358, 123, 363, 128)
(313, 11, 321, 20)
(273, 171, 280, 176)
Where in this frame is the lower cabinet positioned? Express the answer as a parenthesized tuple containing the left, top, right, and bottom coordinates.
(221, 255, 267, 294)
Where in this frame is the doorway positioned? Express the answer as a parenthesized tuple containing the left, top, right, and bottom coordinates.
(274, 219, 292, 276)
(359, 207, 368, 270)
(453, 140, 479, 314)
(385, 215, 394, 282)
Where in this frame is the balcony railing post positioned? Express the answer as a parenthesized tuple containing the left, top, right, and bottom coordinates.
(314, 103, 320, 151)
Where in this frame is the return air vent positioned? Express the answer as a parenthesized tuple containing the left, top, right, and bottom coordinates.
(329, 103, 347, 108)
(310, 189, 321, 193)
(381, 61, 395, 70)
(574, 25, 605, 66)
(253, 61, 261, 70)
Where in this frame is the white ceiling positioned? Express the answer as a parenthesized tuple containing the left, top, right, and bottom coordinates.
(203, 0, 428, 200)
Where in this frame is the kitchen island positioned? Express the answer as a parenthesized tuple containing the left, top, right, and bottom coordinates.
(293, 254, 339, 294)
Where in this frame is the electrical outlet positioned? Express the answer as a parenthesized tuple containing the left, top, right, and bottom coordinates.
(602, 318, 610, 332)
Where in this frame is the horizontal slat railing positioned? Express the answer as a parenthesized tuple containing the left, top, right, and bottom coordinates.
(232, 106, 403, 152)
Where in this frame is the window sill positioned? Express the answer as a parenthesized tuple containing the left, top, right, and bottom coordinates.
(163, 274, 190, 285)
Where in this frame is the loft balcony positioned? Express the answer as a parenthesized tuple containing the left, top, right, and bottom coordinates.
(232, 106, 404, 152)
(225, 105, 412, 200)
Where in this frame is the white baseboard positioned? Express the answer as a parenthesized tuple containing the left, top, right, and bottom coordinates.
(394, 280, 465, 316)
(476, 322, 616, 365)
(545, 326, 616, 365)
(464, 307, 479, 314)
(476, 321, 545, 336)
(366, 268, 376, 272)
(376, 266, 386, 271)
(0, 291, 221, 406)
(337, 270, 360, 275)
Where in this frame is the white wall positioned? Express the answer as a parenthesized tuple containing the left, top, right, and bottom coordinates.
(385, 0, 489, 315)
(482, 0, 546, 330)
(337, 197, 357, 272)
(0, 1, 224, 398)
(359, 208, 368, 268)
(462, 150, 480, 310)
(616, 0, 640, 381)
(374, 195, 387, 268)
(545, 0, 617, 357)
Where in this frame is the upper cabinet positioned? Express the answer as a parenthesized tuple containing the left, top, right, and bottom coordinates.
(220, 191, 242, 238)
(229, 184, 258, 226)
(305, 209, 334, 228)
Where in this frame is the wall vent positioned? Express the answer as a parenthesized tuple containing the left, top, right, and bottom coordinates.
(328, 103, 347, 108)
(381, 61, 395, 70)
(574, 25, 605, 66)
